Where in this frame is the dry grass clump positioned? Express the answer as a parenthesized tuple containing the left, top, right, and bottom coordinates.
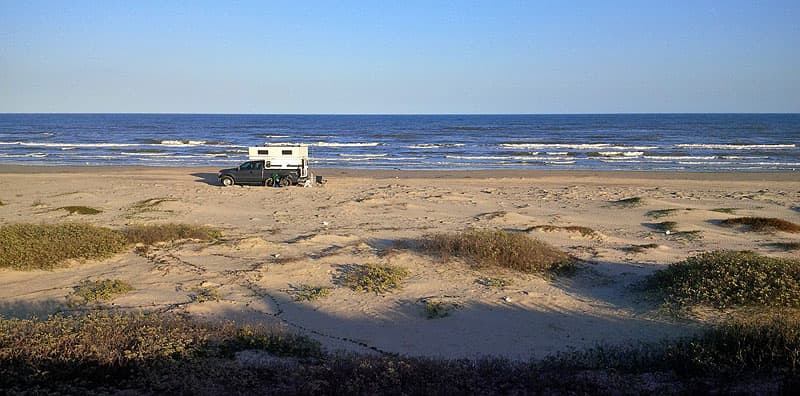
(0, 199, 6, 206)
(645, 209, 680, 219)
(666, 230, 703, 241)
(609, 197, 643, 208)
(476, 276, 512, 287)
(719, 217, 800, 233)
(59, 206, 103, 215)
(124, 223, 221, 245)
(419, 229, 574, 274)
(766, 242, 800, 251)
(423, 300, 457, 319)
(710, 207, 738, 214)
(190, 285, 222, 303)
(289, 284, 333, 301)
(524, 225, 596, 237)
(338, 263, 409, 294)
(646, 251, 800, 309)
(649, 221, 678, 232)
(0, 223, 128, 270)
(68, 279, 133, 306)
(621, 243, 660, 253)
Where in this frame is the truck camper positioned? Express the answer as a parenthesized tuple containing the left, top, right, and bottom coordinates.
(218, 145, 311, 187)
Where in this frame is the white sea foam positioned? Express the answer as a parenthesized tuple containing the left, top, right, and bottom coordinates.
(0, 141, 140, 148)
(120, 152, 171, 156)
(502, 143, 656, 150)
(675, 144, 796, 150)
(546, 152, 569, 156)
(596, 151, 644, 157)
(445, 155, 509, 160)
(408, 143, 466, 149)
(644, 155, 717, 160)
(313, 142, 382, 147)
(545, 160, 576, 165)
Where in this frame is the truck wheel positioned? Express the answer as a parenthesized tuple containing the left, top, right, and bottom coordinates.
(279, 177, 292, 187)
(266, 178, 274, 187)
(221, 176, 234, 187)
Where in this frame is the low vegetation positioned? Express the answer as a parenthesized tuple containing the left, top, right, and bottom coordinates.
(524, 225, 596, 237)
(0, 223, 128, 270)
(419, 229, 574, 274)
(68, 279, 133, 306)
(0, 199, 6, 206)
(766, 242, 800, 251)
(645, 209, 680, 219)
(290, 284, 333, 301)
(649, 221, 678, 232)
(0, 223, 221, 271)
(58, 205, 103, 215)
(476, 276, 512, 287)
(666, 230, 703, 241)
(646, 250, 800, 309)
(190, 285, 222, 303)
(719, 217, 800, 233)
(621, 243, 659, 253)
(609, 197, 643, 208)
(710, 207, 738, 214)
(2, 311, 800, 393)
(338, 263, 409, 294)
(423, 299, 457, 319)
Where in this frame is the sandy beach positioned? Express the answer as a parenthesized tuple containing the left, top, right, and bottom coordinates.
(1, 166, 798, 359)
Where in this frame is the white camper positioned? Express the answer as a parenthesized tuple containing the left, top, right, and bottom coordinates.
(247, 145, 309, 179)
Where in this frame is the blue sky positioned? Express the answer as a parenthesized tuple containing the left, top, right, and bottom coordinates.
(1, 1, 798, 113)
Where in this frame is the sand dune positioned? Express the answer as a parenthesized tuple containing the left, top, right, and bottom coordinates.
(1, 167, 799, 359)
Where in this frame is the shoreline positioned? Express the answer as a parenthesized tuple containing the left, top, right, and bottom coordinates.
(1, 165, 799, 182)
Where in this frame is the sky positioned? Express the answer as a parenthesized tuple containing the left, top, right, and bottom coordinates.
(1, 0, 798, 114)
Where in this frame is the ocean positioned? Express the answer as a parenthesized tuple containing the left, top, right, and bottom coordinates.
(0, 113, 798, 171)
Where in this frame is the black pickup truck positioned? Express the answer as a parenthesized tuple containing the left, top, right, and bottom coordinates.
(218, 160, 300, 187)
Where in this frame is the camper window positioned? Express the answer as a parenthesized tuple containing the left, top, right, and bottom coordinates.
(282, 150, 293, 155)
(258, 149, 269, 155)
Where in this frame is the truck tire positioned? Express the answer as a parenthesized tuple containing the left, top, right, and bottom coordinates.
(279, 176, 292, 187)
(265, 178, 274, 187)
(221, 176, 234, 187)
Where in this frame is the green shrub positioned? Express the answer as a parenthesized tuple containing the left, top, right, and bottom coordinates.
(339, 263, 409, 294)
(124, 223, 221, 245)
(0, 223, 128, 270)
(419, 229, 574, 274)
(609, 197, 643, 208)
(69, 279, 133, 306)
(290, 284, 333, 301)
(646, 251, 800, 308)
(666, 230, 703, 241)
(719, 217, 800, 233)
(59, 206, 102, 215)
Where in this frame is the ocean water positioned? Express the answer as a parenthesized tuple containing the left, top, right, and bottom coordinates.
(0, 113, 798, 171)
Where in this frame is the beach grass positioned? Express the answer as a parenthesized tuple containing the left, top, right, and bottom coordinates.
(646, 250, 800, 309)
(649, 221, 678, 232)
(124, 223, 221, 245)
(289, 284, 333, 301)
(710, 207, 738, 214)
(645, 209, 680, 219)
(765, 242, 800, 251)
(0, 223, 221, 270)
(190, 285, 222, 303)
(338, 263, 409, 294)
(68, 279, 133, 306)
(719, 217, 800, 233)
(58, 205, 103, 215)
(419, 229, 574, 275)
(621, 243, 660, 253)
(524, 225, 596, 237)
(476, 276, 513, 287)
(423, 299, 456, 319)
(0, 223, 128, 270)
(609, 197, 643, 208)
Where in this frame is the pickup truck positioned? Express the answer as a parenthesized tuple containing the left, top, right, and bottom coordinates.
(218, 160, 300, 187)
